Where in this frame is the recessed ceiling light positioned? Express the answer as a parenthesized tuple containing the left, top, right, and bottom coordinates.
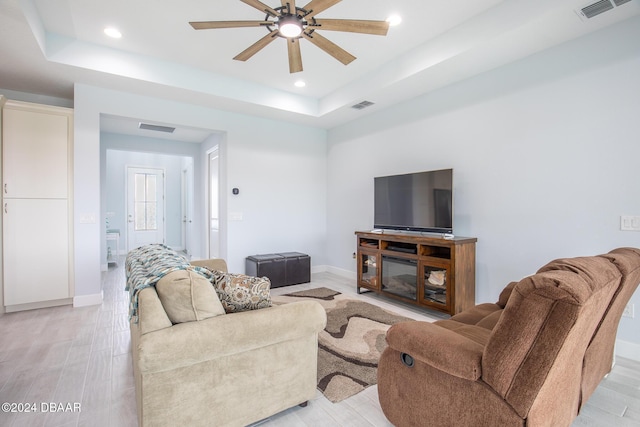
(104, 27, 122, 39)
(386, 15, 402, 26)
(294, 80, 306, 88)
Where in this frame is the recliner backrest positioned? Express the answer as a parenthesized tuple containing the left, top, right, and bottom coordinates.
(574, 248, 640, 406)
(482, 256, 622, 420)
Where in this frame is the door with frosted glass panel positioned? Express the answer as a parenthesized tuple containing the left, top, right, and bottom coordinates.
(127, 167, 165, 251)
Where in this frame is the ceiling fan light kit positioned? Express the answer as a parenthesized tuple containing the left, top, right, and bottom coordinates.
(278, 15, 303, 38)
(189, 0, 391, 73)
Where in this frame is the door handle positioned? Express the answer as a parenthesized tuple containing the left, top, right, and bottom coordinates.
(4, 203, 7, 214)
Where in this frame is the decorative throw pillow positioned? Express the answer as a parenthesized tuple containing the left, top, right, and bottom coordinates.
(155, 270, 226, 323)
(210, 271, 272, 313)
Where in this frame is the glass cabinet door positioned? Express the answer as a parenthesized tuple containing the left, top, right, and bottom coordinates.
(422, 264, 449, 308)
(359, 252, 379, 290)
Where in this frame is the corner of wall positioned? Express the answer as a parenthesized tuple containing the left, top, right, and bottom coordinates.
(73, 291, 103, 308)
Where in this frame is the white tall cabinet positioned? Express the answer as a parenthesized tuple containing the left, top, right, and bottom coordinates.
(1, 98, 73, 310)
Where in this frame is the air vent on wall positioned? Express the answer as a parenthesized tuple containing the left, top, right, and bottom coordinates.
(351, 100, 375, 110)
(577, 0, 632, 20)
(138, 122, 176, 133)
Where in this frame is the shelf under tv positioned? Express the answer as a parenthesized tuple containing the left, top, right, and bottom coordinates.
(355, 230, 477, 316)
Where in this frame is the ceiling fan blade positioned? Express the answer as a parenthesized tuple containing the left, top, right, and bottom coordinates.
(234, 30, 279, 61)
(280, 0, 296, 14)
(287, 38, 303, 73)
(302, 31, 355, 65)
(190, 20, 272, 30)
(311, 19, 389, 36)
(240, 0, 280, 17)
(301, 0, 341, 19)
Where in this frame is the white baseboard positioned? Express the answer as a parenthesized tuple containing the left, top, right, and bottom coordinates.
(323, 265, 357, 280)
(5, 298, 72, 312)
(615, 339, 640, 362)
(311, 265, 328, 274)
(73, 291, 103, 308)
(310, 265, 356, 279)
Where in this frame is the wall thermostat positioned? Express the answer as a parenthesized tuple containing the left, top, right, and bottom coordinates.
(232, 188, 239, 195)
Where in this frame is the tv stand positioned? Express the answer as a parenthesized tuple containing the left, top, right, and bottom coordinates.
(355, 231, 477, 316)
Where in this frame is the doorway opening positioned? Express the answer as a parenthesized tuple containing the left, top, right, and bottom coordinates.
(181, 167, 193, 256)
(208, 147, 220, 258)
(100, 114, 225, 268)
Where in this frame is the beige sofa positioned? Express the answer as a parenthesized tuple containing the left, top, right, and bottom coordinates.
(130, 258, 327, 427)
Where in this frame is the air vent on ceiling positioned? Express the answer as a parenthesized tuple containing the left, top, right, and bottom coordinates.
(138, 122, 176, 133)
(577, 0, 632, 20)
(351, 100, 375, 110)
(581, 0, 614, 18)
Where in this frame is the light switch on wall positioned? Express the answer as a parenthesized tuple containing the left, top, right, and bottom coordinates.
(620, 215, 640, 231)
(622, 303, 635, 319)
(229, 212, 243, 221)
(79, 213, 97, 224)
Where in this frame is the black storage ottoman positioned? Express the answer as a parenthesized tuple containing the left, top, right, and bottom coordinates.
(277, 252, 311, 286)
(245, 252, 310, 288)
(245, 254, 286, 287)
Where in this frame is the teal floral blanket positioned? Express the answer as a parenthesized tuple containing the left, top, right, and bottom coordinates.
(125, 244, 214, 321)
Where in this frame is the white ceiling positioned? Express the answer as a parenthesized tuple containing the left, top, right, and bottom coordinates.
(1, 0, 639, 139)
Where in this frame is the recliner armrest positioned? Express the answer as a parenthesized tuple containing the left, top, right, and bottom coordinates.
(385, 321, 484, 380)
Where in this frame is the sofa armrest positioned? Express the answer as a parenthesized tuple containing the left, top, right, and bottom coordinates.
(137, 300, 326, 373)
(136, 287, 172, 335)
(385, 321, 484, 380)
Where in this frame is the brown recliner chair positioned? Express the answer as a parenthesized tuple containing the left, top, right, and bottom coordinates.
(377, 248, 640, 427)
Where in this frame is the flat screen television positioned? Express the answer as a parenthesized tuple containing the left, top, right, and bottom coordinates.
(374, 168, 453, 234)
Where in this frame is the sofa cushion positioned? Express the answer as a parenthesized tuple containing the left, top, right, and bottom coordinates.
(156, 270, 226, 323)
(210, 271, 273, 313)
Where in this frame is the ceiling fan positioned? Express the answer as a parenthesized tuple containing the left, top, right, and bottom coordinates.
(189, 0, 390, 73)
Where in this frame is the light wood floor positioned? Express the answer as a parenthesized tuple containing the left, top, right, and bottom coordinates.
(0, 259, 638, 427)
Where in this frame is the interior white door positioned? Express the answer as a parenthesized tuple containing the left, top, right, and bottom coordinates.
(3, 198, 70, 305)
(127, 167, 165, 251)
(181, 168, 193, 256)
(209, 151, 220, 258)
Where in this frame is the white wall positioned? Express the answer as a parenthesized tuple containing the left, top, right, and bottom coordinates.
(327, 19, 640, 354)
(74, 84, 327, 302)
